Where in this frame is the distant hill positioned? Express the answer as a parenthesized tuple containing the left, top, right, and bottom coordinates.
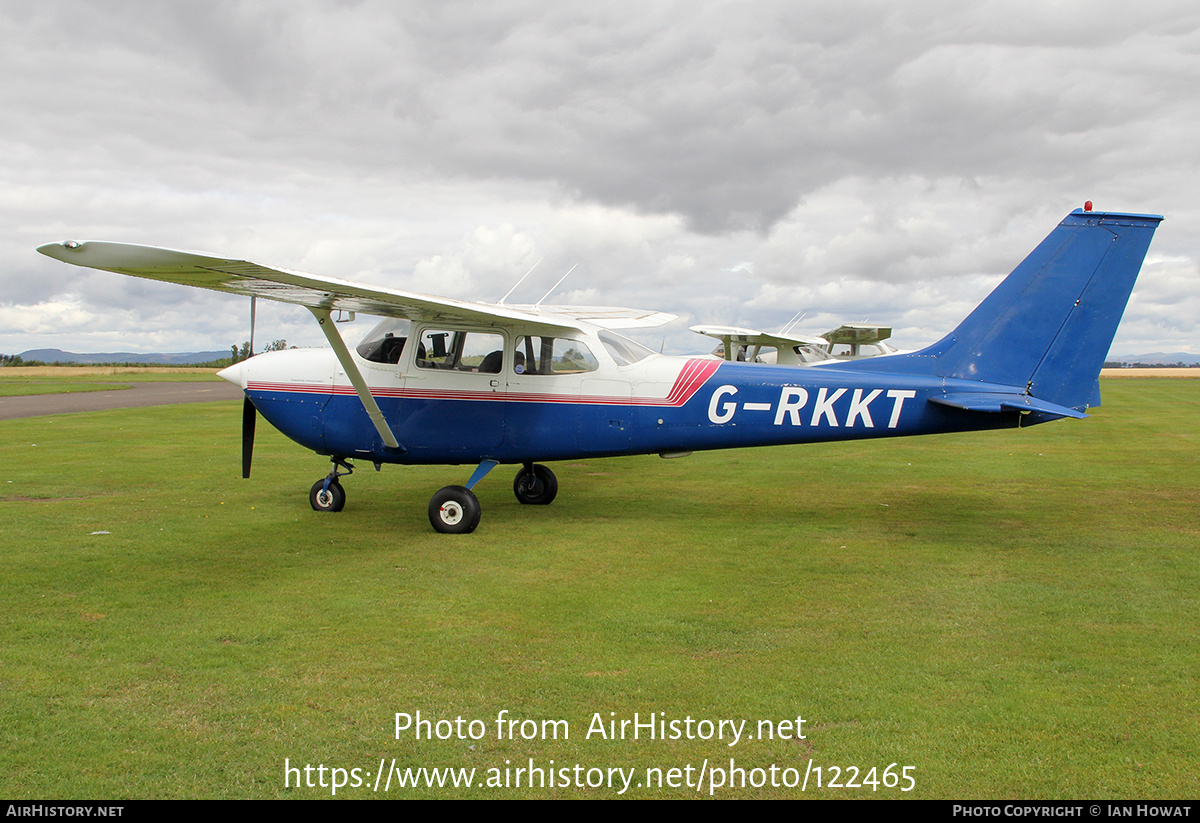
(1109, 352, 1200, 366)
(18, 348, 229, 365)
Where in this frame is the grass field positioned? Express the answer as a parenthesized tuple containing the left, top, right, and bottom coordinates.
(1, 379, 1196, 799)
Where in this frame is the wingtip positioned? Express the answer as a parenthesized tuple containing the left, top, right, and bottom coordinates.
(36, 240, 84, 259)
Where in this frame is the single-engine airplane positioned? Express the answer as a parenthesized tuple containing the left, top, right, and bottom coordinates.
(691, 323, 903, 365)
(820, 324, 905, 360)
(37, 206, 1161, 533)
(690, 325, 838, 365)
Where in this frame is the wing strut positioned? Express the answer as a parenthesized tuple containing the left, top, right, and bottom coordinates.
(309, 307, 403, 451)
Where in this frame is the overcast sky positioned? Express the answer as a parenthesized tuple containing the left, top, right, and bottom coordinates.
(3, 0, 1197, 357)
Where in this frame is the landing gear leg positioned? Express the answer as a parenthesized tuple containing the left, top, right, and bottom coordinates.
(310, 457, 353, 512)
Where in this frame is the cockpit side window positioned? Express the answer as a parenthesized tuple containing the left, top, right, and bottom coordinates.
(415, 329, 506, 373)
(793, 344, 835, 364)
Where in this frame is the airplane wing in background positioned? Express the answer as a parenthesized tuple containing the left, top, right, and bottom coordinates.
(820, 324, 894, 345)
(690, 324, 835, 365)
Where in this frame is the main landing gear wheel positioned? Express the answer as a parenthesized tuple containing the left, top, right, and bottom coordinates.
(429, 485, 481, 534)
(310, 478, 346, 512)
(513, 463, 558, 506)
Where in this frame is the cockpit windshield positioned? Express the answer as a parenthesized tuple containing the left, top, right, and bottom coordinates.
(356, 318, 412, 364)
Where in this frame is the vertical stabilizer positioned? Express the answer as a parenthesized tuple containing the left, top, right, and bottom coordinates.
(843, 209, 1162, 412)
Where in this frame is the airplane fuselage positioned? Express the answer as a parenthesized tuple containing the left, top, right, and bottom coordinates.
(231, 343, 1020, 467)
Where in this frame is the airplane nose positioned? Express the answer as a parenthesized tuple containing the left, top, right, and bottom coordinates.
(217, 361, 247, 389)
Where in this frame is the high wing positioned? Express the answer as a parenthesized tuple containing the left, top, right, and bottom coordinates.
(691, 324, 829, 347)
(35, 241, 675, 333)
(37, 240, 674, 452)
(689, 324, 835, 365)
(507, 304, 676, 330)
(818, 323, 906, 359)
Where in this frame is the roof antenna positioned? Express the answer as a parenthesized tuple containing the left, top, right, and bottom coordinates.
(498, 256, 544, 305)
(778, 308, 806, 335)
(535, 263, 578, 307)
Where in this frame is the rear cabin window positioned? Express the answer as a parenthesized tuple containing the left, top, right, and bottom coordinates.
(729, 344, 777, 364)
(512, 336, 599, 375)
(597, 330, 655, 366)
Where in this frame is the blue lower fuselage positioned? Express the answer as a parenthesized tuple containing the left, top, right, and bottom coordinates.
(245, 359, 1023, 466)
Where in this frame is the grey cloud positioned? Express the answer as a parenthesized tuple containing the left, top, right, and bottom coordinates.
(11, 1, 1199, 234)
(4, 0, 1198, 355)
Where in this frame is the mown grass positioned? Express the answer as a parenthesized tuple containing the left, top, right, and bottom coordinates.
(0, 379, 1196, 799)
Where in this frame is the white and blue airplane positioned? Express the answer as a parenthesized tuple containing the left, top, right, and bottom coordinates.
(38, 206, 1161, 533)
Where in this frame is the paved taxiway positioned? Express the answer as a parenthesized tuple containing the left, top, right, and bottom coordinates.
(0, 382, 245, 420)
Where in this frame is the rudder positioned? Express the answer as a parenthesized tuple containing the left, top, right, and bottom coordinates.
(1025, 211, 1162, 410)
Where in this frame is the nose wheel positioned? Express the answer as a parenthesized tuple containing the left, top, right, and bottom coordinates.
(310, 478, 346, 512)
(310, 457, 353, 513)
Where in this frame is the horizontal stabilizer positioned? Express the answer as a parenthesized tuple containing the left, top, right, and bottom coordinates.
(930, 393, 1088, 419)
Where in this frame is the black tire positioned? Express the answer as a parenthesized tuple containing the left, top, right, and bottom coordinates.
(310, 479, 346, 512)
(513, 464, 558, 505)
(428, 485, 481, 534)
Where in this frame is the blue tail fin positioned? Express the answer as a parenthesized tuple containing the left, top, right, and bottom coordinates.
(844, 209, 1162, 411)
